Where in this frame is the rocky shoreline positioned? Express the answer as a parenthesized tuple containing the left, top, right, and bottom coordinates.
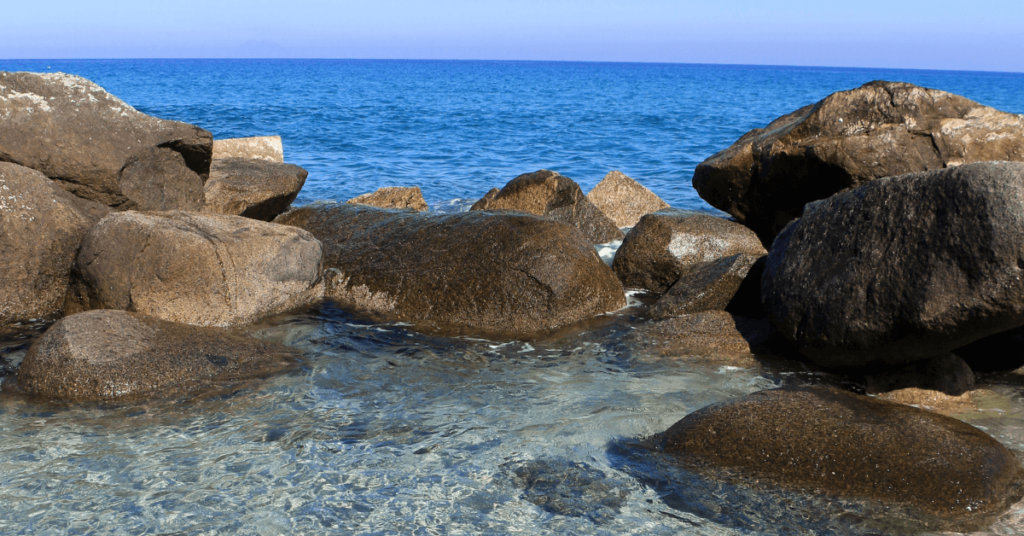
(4, 71, 1024, 530)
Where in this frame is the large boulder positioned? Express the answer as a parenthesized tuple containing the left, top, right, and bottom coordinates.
(346, 186, 428, 212)
(0, 162, 109, 328)
(0, 71, 213, 207)
(586, 170, 669, 228)
(17, 309, 299, 403)
(212, 135, 284, 162)
(661, 386, 1024, 529)
(275, 204, 625, 337)
(65, 211, 323, 327)
(471, 170, 624, 244)
(117, 147, 205, 212)
(693, 81, 1024, 244)
(762, 162, 1024, 367)
(612, 209, 765, 295)
(203, 158, 307, 221)
(649, 253, 762, 319)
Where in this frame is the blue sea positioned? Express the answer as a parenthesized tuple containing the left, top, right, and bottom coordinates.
(3, 59, 1024, 535)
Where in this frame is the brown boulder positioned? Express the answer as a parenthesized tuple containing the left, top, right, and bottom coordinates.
(212, 135, 284, 162)
(346, 186, 428, 212)
(649, 253, 761, 319)
(204, 158, 307, 221)
(661, 386, 1024, 529)
(612, 209, 765, 295)
(275, 204, 625, 337)
(17, 309, 298, 403)
(117, 147, 205, 212)
(0, 71, 213, 207)
(586, 170, 669, 228)
(0, 162, 109, 328)
(471, 170, 623, 243)
(693, 81, 1024, 244)
(65, 211, 323, 327)
(625, 311, 784, 362)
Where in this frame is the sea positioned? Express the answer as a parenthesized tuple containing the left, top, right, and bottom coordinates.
(2, 59, 1024, 535)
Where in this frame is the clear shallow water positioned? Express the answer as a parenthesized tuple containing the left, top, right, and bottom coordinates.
(2, 59, 1024, 534)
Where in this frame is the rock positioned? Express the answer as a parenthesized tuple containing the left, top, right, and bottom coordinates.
(0, 162, 109, 328)
(212, 135, 284, 162)
(0, 71, 213, 207)
(762, 162, 1024, 367)
(724, 255, 767, 317)
(861, 354, 976, 397)
(693, 81, 1024, 244)
(877, 387, 977, 416)
(346, 186, 428, 212)
(17, 310, 298, 403)
(117, 147, 205, 212)
(954, 326, 1024, 373)
(612, 209, 766, 295)
(65, 211, 323, 327)
(661, 386, 1024, 528)
(626, 311, 785, 362)
(203, 158, 307, 221)
(471, 170, 623, 244)
(275, 204, 625, 337)
(649, 253, 761, 319)
(586, 170, 669, 228)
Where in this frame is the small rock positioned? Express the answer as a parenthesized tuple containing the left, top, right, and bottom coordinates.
(877, 388, 977, 416)
(204, 158, 308, 221)
(586, 170, 669, 228)
(649, 253, 761, 319)
(17, 310, 299, 403)
(212, 135, 284, 162)
(626, 311, 784, 363)
(117, 147, 205, 212)
(471, 170, 623, 244)
(346, 186, 428, 212)
(861, 353, 976, 396)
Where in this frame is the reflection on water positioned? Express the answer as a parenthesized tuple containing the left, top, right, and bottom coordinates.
(1, 301, 1024, 535)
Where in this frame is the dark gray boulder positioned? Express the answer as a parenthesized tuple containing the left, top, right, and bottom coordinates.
(649, 253, 762, 319)
(275, 204, 625, 337)
(762, 161, 1024, 367)
(0, 71, 212, 207)
(118, 147, 205, 212)
(693, 81, 1024, 244)
(203, 158, 307, 221)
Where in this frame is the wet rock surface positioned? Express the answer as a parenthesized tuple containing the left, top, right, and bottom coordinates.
(346, 186, 428, 212)
(117, 147, 205, 212)
(0, 71, 212, 206)
(649, 253, 761, 319)
(612, 209, 765, 295)
(763, 161, 1024, 367)
(212, 135, 284, 162)
(0, 162, 109, 328)
(661, 386, 1024, 529)
(471, 170, 623, 244)
(204, 158, 307, 221)
(275, 204, 625, 337)
(17, 310, 299, 403)
(693, 80, 1024, 244)
(585, 170, 669, 228)
(65, 211, 324, 327)
(625, 311, 786, 363)
(510, 458, 627, 524)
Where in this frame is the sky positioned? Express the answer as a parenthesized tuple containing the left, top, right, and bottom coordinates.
(1, 0, 1022, 72)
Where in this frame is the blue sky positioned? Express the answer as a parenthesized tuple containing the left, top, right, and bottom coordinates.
(2, 0, 1022, 72)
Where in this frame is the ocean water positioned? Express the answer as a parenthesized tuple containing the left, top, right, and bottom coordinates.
(2, 59, 1024, 535)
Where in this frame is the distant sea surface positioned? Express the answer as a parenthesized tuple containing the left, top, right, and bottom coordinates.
(3, 59, 1023, 210)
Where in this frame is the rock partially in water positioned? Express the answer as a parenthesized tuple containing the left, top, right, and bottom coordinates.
(510, 458, 627, 523)
(212, 135, 284, 162)
(954, 326, 1024, 373)
(661, 386, 1024, 530)
(0, 71, 212, 206)
(117, 147, 205, 212)
(17, 309, 299, 403)
(861, 353, 975, 397)
(763, 161, 1024, 367)
(693, 80, 1024, 244)
(877, 387, 977, 416)
(0, 162, 109, 329)
(275, 204, 625, 337)
(471, 170, 623, 244)
(626, 311, 785, 364)
(613, 209, 765, 296)
(649, 253, 761, 319)
(586, 170, 669, 228)
(65, 211, 324, 327)
(204, 158, 307, 221)
(346, 186, 428, 212)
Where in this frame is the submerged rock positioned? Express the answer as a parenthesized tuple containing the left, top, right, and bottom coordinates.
(346, 186, 428, 212)
(0, 71, 212, 207)
(0, 162, 109, 328)
(203, 158, 307, 221)
(586, 170, 669, 228)
(275, 204, 625, 337)
(117, 147, 205, 212)
(212, 135, 284, 162)
(649, 253, 762, 319)
(471, 170, 623, 244)
(612, 209, 765, 295)
(65, 211, 323, 327)
(763, 161, 1024, 367)
(17, 310, 299, 403)
(661, 386, 1024, 529)
(693, 80, 1024, 244)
